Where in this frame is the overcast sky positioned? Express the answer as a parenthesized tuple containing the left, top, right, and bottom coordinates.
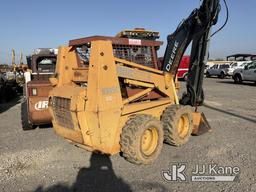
(0, 0, 255, 64)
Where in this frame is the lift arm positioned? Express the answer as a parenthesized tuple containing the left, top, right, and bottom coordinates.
(162, 0, 220, 106)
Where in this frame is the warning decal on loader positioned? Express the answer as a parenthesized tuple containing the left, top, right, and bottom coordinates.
(129, 39, 141, 45)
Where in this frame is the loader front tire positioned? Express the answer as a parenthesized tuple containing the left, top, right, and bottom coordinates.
(120, 114, 164, 165)
(161, 105, 193, 147)
(21, 100, 35, 130)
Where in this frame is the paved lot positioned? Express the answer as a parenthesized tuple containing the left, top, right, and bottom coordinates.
(0, 78, 256, 192)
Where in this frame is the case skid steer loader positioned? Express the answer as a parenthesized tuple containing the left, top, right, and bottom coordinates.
(49, 0, 222, 164)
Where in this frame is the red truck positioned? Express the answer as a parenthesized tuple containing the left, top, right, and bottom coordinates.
(158, 56, 190, 80)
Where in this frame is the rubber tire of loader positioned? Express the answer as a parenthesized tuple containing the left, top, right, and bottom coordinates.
(21, 100, 35, 130)
(161, 105, 193, 147)
(120, 114, 164, 165)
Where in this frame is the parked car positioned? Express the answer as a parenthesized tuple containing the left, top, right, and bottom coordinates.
(204, 64, 211, 74)
(157, 55, 190, 81)
(227, 61, 252, 76)
(232, 61, 256, 84)
(206, 64, 230, 78)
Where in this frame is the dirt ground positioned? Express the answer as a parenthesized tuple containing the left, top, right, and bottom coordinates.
(0, 78, 256, 192)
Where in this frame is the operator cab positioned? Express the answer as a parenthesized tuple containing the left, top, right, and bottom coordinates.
(36, 56, 56, 73)
(70, 28, 163, 69)
(26, 48, 57, 81)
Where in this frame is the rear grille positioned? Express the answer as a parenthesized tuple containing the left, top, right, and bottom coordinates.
(52, 97, 74, 129)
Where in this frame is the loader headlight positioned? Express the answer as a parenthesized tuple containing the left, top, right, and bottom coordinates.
(32, 88, 37, 96)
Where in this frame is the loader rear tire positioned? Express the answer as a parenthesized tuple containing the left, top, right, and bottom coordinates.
(161, 105, 193, 147)
(120, 114, 164, 165)
(21, 100, 35, 130)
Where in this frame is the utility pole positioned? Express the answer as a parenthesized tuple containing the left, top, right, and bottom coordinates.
(12, 49, 16, 70)
(12, 49, 15, 65)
